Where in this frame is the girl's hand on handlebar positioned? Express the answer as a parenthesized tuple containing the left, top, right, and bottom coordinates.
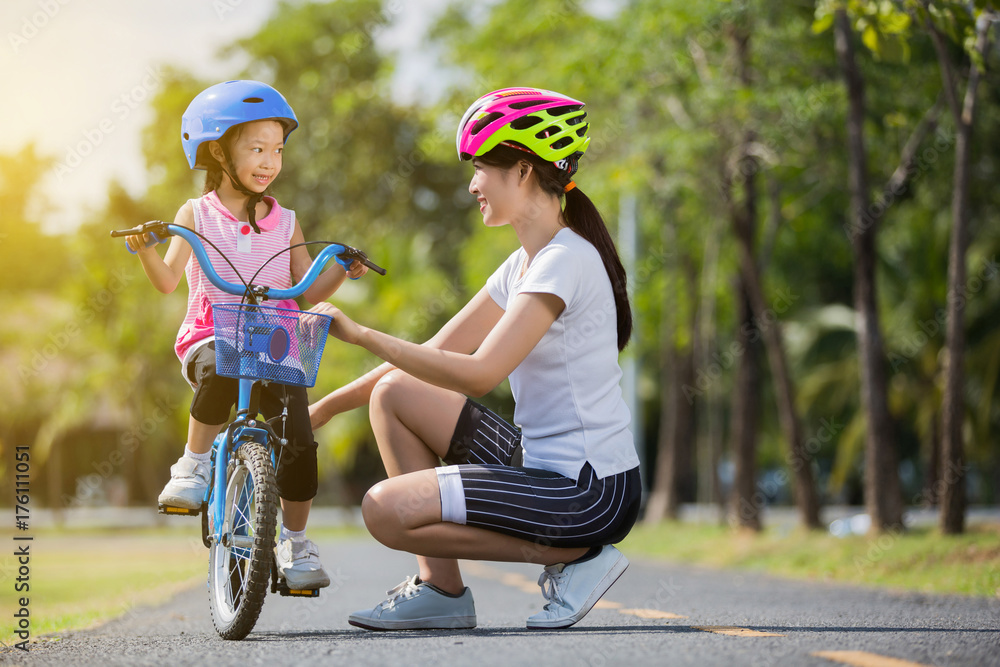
(345, 259, 368, 280)
(309, 302, 361, 345)
(124, 227, 155, 253)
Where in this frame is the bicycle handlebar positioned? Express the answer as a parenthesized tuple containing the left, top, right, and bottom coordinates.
(110, 221, 386, 301)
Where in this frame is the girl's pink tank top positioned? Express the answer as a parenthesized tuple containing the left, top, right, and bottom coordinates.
(174, 191, 297, 363)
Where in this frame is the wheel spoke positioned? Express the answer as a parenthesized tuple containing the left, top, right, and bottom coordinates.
(207, 442, 277, 640)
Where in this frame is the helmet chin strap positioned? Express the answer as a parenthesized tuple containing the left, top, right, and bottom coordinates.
(220, 145, 263, 234)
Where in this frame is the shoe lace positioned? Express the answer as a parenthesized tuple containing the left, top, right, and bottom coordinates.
(382, 575, 421, 611)
(290, 539, 320, 567)
(537, 566, 567, 606)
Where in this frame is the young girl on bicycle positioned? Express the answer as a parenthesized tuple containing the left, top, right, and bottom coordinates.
(126, 80, 367, 590)
(309, 87, 641, 629)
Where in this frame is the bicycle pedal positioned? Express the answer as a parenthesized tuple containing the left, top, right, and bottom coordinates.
(274, 576, 320, 597)
(158, 503, 201, 516)
(280, 587, 320, 598)
(281, 586, 319, 598)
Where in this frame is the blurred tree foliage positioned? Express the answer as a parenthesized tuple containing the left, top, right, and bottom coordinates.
(0, 0, 997, 525)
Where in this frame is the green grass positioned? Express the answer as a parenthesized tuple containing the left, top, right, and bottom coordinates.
(620, 521, 1000, 597)
(1, 523, 366, 647)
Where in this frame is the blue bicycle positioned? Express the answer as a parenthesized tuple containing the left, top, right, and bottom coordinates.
(111, 221, 385, 640)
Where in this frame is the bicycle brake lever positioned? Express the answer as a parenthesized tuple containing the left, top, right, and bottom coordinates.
(336, 245, 387, 277)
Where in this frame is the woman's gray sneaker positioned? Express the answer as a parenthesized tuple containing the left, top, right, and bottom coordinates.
(349, 575, 477, 630)
(527, 544, 629, 629)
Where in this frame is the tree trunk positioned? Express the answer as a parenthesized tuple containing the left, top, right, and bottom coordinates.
(932, 16, 990, 535)
(696, 216, 725, 518)
(726, 22, 820, 530)
(922, 408, 941, 507)
(730, 287, 762, 531)
(646, 331, 697, 522)
(676, 258, 700, 504)
(833, 9, 904, 533)
(673, 344, 696, 509)
(728, 25, 762, 529)
(732, 219, 822, 529)
(646, 345, 681, 523)
(645, 224, 696, 523)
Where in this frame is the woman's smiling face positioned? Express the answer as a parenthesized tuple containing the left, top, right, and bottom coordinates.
(468, 158, 522, 227)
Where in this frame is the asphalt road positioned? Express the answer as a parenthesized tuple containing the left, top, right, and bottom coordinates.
(3, 536, 998, 667)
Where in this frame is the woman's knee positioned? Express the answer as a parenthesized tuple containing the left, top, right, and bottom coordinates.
(369, 372, 466, 459)
(361, 482, 409, 549)
(370, 368, 410, 404)
(361, 475, 441, 548)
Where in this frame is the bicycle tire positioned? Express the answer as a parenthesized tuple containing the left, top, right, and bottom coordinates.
(207, 440, 278, 640)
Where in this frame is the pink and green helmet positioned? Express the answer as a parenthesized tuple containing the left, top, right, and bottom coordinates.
(456, 87, 590, 175)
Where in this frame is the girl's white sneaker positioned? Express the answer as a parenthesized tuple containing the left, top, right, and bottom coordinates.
(275, 538, 331, 589)
(157, 456, 210, 509)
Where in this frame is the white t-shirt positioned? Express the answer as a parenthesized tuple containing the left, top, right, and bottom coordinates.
(486, 228, 639, 481)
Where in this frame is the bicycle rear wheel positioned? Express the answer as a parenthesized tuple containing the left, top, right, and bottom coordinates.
(208, 440, 278, 640)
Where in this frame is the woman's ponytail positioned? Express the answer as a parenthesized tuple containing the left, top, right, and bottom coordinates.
(563, 185, 633, 351)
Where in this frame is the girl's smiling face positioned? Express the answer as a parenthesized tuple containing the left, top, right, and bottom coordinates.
(211, 119, 285, 193)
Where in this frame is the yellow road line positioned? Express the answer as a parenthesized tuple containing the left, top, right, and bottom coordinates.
(812, 650, 936, 667)
(461, 561, 942, 666)
(500, 572, 538, 594)
(619, 608, 688, 619)
(693, 626, 786, 637)
(463, 561, 538, 593)
(463, 561, 692, 619)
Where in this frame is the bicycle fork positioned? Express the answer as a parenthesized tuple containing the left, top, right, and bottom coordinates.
(208, 378, 271, 546)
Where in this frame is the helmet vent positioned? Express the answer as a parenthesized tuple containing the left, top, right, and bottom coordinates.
(566, 112, 587, 126)
(510, 115, 542, 130)
(551, 137, 574, 150)
(536, 125, 560, 140)
(546, 104, 583, 117)
(243, 97, 264, 103)
(471, 112, 504, 135)
(183, 132, 190, 140)
(509, 100, 546, 110)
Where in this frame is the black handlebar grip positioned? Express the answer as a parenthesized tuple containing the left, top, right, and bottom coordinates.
(361, 259, 387, 276)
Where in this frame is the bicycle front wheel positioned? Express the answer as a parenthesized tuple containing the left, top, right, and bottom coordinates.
(208, 440, 278, 640)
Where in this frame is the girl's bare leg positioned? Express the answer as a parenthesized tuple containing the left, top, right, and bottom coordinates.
(187, 416, 223, 454)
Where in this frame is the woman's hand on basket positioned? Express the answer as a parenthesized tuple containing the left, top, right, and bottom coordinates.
(309, 302, 361, 345)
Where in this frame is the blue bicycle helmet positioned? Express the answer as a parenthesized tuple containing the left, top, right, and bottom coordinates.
(181, 80, 298, 170)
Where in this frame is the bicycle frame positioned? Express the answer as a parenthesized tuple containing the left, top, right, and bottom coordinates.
(207, 389, 269, 549)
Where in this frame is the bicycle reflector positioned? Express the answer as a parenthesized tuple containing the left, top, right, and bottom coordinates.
(244, 323, 290, 363)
